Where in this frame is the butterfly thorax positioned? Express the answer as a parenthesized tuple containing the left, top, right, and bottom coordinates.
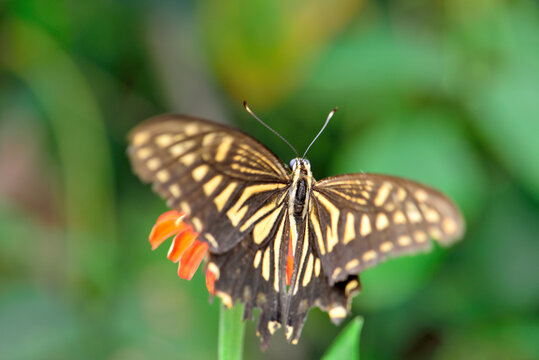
(288, 158, 313, 221)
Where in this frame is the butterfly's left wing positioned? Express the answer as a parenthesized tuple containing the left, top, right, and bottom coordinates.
(128, 114, 290, 254)
(129, 115, 295, 347)
(207, 206, 291, 349)
(311, 173, 465, 285)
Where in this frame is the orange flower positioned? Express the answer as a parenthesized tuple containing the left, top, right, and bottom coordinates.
(149, 210, 295, 292)
(149, 210, 217, 293)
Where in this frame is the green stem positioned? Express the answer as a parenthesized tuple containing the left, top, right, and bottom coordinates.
(218, 303, 245, 360)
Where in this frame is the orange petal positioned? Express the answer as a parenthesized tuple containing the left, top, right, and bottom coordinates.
(156, 210, 184, 225)
(167, 227, 196, 263)
(149, 220, 181, 250)
(178, 240, 209, 280)
(286, 235, 294, 286)
(206, 267, 217, 294)
(149, 212, 186, 250)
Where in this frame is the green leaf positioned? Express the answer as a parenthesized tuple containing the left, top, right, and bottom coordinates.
(453, 2, 539, 200)
(306, 25, 446, 119)
(1, 19, 118, 292)
(218, 302, 246, 360)
(323, 317, 364, 360)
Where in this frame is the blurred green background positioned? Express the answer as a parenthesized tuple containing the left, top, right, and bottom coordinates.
(1, 0, 539, 359)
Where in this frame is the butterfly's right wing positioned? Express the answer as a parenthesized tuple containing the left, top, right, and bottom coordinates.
(283, 173, 464, 343)
(284, 214, 362, 345)
(311, 173, 465, 285)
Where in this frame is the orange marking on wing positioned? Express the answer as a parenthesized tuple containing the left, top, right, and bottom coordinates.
(286, 235, 294, 286)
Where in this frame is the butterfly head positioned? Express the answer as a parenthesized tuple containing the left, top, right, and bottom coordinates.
(289, 158, 311, 171)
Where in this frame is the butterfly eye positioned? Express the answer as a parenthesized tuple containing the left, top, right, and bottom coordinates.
(289, 158, 297, 170)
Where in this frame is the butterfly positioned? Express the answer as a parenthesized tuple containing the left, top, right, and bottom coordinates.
(127, 107, 465, 348)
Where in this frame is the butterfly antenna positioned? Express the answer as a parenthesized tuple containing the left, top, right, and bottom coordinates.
(302, 107, 338, 158)
(243, 101, 299, 158)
